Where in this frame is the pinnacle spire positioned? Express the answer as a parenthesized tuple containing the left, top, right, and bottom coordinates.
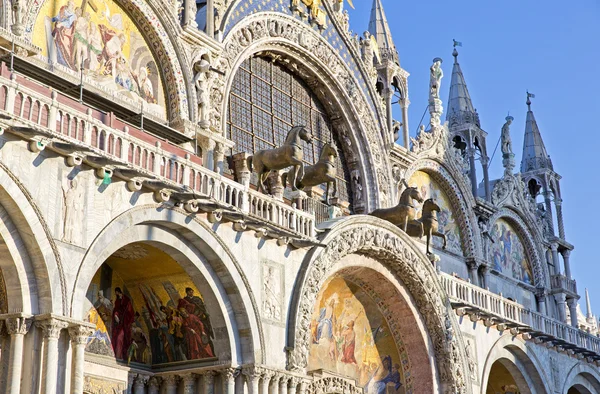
(520, 92, 553, 173)
(368, 0, 399, 65)
(445, 43, 480, 128)
(586, 288, 593, 319)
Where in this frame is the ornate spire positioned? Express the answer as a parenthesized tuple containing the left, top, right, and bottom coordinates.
(368, 0, 399, 65)
(520, 92, 553, 173)
(586, 288, 593, 320)
(445, 43, 480, 128)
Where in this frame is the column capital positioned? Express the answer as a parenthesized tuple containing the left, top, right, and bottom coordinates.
(242, 366, 263, 379)
(203, 370, 216, 384)
(68, 324, 95, 344)
(5, 316, 32, 336)
(163, 375, 180, 387)
(562, 249, 571, 258)
(180, 372, 197, 384)
(222, 367, 240, 380)
(148, 376, 162, 388)
(554, 293, 567, 303)
(550, 243, 559, 252)
(535, 287, 548, 300)
(35, 318, 69, 339)
(566, 297, 579, 307)
(134, 374, 150, 386)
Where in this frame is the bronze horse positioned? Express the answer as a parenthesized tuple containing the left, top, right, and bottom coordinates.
(247, 126, 313, 194)
(409, 198, 447, 255)
(282, 142, 338, 203)
(370, 181, 424, 232)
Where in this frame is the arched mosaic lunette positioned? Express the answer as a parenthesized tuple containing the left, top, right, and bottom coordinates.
(488, 207, 549, 289)
(288, 216, 472, 394)
(404, 158, 479, 258)
(220, 12, 394, 210)
(24, 0, 189, 122)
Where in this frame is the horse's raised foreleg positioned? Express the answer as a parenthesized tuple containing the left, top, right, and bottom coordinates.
(402, 216, 409, 233)
(433, 231, 447, 250)
(289, 166, 298, 191)
(426, 231, 432, 255)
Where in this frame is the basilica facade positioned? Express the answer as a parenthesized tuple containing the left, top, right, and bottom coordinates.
(0, 0, 597, 393)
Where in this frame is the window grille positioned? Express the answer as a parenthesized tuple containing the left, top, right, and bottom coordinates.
(228, 56, 352, 204)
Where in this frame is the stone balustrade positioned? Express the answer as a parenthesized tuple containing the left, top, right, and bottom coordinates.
(0, 67, 316, 239)
(439, 272, 600, 360)
(551, 274, 578, 294)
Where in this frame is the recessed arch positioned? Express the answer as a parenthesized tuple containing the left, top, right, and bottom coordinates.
(220, 12, 393, 211)
(480, 335, 550, 394)
(562, 362, 600, 394)
(71, 205, 265, 365)
(287, 215, 471, 393)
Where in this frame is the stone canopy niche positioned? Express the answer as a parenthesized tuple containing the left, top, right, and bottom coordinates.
(83, 243, 217, 366)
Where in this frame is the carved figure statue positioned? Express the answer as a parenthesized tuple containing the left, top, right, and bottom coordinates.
(351, 170, 363, 202)
(247, 126, 314, 194)
(429, 58, 443, 100)
(414, 198, 447, 255)
(501, 115, 514, 156)
(370, 179, 424, 232)
(282, 142, 338, 203)
(360, 31, 374, 65)
(62, 178, 83, 244)
(193, 56, 212, 128)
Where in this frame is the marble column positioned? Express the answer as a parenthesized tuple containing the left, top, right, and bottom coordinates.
(536, 289, 548, 316)
(147, 377, 161, 394)
(466, 259, 479, 286)
(298, 381, 307, 394)
(243, 367, 260, 394)
(203, 371, 215, 394)
(555, 198, 565, 239)
(133, 374, 148, 394)
(68, 324, 94, 394)
(259, 372, 271, 394)
(36, 318, 68, 394)
(400, 98, 410, 149)
(544, 190, 555, 235)
(181, 373, 196, 394)
(567, 298, 579, 328)
(163, 376, 179, 394)
(222, 368, 236, 394)
(554, 293, 567, 323)
(206, 0, 215, 36)
(551, 243, 561, 275)
(5, 316, 32, 394)
(481, 156, 491, 201)
(0, 322, 10, 394)
(288, 378, 298, 394)
(279, 376, 288, 394)
(562, 250, 572, 279)
(270, 374, 280, 394)
(468, 147, 478, 197)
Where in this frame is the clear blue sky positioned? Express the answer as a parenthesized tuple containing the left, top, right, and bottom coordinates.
(348, 0, 600, 315)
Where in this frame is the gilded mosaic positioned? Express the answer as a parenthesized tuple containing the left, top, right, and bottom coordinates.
(490, 219, 533, 285)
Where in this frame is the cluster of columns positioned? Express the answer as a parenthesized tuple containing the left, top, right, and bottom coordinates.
(127, 366, 310, 394)
(546, 243, 572, 279)
(0, 313, 94, 394)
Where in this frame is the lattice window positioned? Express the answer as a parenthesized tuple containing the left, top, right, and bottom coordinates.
(228, 56, 352, 203)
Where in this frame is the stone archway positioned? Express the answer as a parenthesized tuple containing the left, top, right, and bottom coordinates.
(287, 216, 472, 393)
(71, 205, 264, 365)
(562, 363, 600, 394)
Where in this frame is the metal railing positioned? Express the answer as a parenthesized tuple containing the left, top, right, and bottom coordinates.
(440, 272, 600, 355)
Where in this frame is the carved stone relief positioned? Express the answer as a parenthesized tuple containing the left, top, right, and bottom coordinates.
(262, 261, 283, 323)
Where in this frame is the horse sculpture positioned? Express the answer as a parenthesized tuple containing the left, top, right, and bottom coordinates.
(282, 142, 338, 203)
(411, 198, 447, 255)
(370, 180, 424, 232)
(247, 125, 313, 194)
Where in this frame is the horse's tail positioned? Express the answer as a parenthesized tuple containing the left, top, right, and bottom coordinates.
(247, 155, 253, 172)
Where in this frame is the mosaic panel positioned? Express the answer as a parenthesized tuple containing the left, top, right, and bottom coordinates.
(490, 219, 533, 285)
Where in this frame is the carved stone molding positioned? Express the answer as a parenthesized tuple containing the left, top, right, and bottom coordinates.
(5, 316, 32, 336)
(219, 12, 393, 209)
(287, 217, 470, 393)
(306, 376, 363, 394)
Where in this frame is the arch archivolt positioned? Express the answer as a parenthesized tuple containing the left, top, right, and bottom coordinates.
(488, 207, 549, 288)
(71, 204, 265, 364)
(562, 362, 600, 394)
(219, 12, 393, 211)
(287, 216, 471, 393)
(0, 159, 65, 315)
(480, 335, 550, 394)
(23, 0, 190, 122)
(404, 158, 480, 258)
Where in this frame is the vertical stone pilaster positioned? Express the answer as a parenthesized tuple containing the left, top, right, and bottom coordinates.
(68, 324, 94, 394)
(36, 318, 68, 394)
(5, 316, 32, 394)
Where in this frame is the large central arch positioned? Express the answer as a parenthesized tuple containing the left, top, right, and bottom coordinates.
(219, 12, 394, 212)
(287, 215, 472, 393)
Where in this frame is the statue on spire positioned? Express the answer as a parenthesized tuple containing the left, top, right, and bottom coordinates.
(429, 58, 443, 101)
(501, 115, 514, 156)
(501, 115, 515, 176)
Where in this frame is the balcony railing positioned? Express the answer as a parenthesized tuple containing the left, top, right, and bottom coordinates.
(551, 274, 578, 294)
(440, 272, 600, 357)
(0, 68, 316, 239)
